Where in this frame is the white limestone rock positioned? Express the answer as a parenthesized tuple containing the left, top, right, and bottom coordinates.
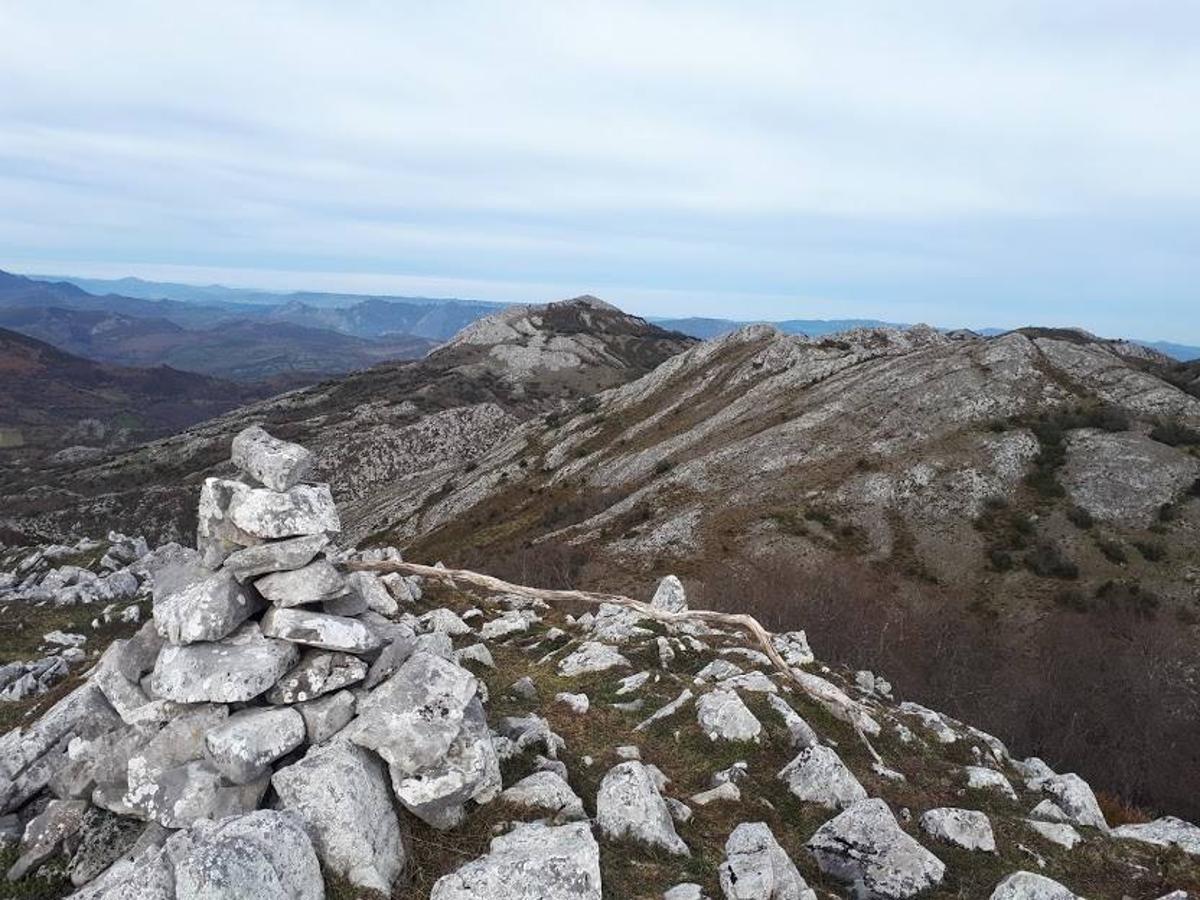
(1112, 816, 1200, 856)
(228, 483, 341, 540)
(919, 807, 996, 852)
(635, 689, 693, 732)
(254, 561, 347, 607)
(766, 695, 819, 749)
(989, 871, 1081, 899)
(651, 575, 688, 613)
(220, 534, 329, 583)
(556, 692, 590, 714)
(696, 689, 762, 742)
(203, 707, 305, 784)
(265, 650, 367, 704)
(596, 761, 689, 855)
(430, 821, 601, 900)
(346, 570, 398, 616)
(1024, 820, 1083, 849)
(259, 607, 381, 653)
(272, 741, 406, 893)
(965, 766, 1017, 800)
(196, 478, 263, 566)
(778, 745, 867, 810)
(1040, 773, 1108, 832)
(150, 622, 299, 704)
(558, 641, 631, 677)
(153, 572, 262, 646)
(719, 821, 817, 900)
(500, 771, 586, 823)
(771, 632, 814, 667)
(421, 608, 472, 636)
(230, 425, 314, 492)
(295, 690, 356, 744)
(806, 798, 945, 899)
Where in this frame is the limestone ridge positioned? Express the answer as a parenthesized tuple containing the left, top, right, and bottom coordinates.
(0, 428, 1196, 898)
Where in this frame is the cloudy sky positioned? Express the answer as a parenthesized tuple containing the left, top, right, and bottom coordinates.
(2, 2, 1198, 341)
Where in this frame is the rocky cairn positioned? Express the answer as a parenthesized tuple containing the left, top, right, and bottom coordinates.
(0, 426, 1198, 899)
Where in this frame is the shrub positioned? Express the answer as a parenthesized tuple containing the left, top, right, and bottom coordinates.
(652, 459, 673, 476)
(1133, 540, 1167, 562)
(1149, 418, 1200, 447)
(988, 548, 1014, 571)
(1096, 538, 1128, 564)
(1066, 505, 1094, 529)
(1026, 541, 1079, 579)
(1054, 589, 1089, 613)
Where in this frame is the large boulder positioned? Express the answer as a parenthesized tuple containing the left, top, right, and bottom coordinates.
(806, 798, 945, 899)
(348, 651, 501, 829)
(259, 607, 381, 654)
(150, 622, 299, 704)
(228, 484, 341, 540)
(430, 821, 601, 900)
(230, 426, 314, 492)
(153, 571, 262, 645)
(777, 745, 867, 810)
(166, 810, 323, 900)
(204, 707, 306, 784)
(596, 761, 688, 855)
(272, 741, 406, 893)
(719, 821, 816, 900)
(650, 575, 688, 613)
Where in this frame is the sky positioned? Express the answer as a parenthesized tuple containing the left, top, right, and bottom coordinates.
(2, 2, 1198, 342)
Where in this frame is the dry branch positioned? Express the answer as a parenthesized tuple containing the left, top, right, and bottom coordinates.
(349, 559, 883, 761)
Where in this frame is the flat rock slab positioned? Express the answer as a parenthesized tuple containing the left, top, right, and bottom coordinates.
(260, 607, 381, 653)
(231, 425, 314, 492)
(150, 622, 300, 703)
(204, 706, 306, 784)
(228, 483, 341, 540)
(273, 741, 406, 894)
(807, 798, 945, 899)
(266, 650, 367, 704)
(154, 571, 262, 645)
(255, 560, 347, 607)
(221, 534, 329, 583)
(430, 821, 601, 900)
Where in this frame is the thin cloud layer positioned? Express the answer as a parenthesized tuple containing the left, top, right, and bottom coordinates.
(1, 2, 1197, 340)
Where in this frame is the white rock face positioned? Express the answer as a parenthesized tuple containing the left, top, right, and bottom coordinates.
(596, 761, 689, 855)
(806, 798, 946, 899)
(500, 771, 586, 823)
(272, 741, 406, 893)
(777, 745, 867, 810)
(1040, 774, 1108, 832)
(556, 692, 590, 714)
(558, 641, 631, 676)
(150, 623, 299, 704)
(228, 484, 341, 540)
(220, 534, 329, 583)
(265, 650, 367, 704)
(167, 809, 323, 900)
(966, 766, 1017, 800)
(989, 871, 1081, 899)
(230, 426, 314, 492)
(651, 575, 688, 613)
(1112, 816, 1200, 856)
(430, 820, 602, 900)
(349, 651, 501, 829)
(1024, 820, 1082, 849)
(719, 821, 817, 900)
(254, 561, 347, 607)
(919, 808, 996, 852)
(260, 607, 381, 653)
(153, 572, 261, 646)
(204, 707, 306, 784)
(696, 689, 762, 742)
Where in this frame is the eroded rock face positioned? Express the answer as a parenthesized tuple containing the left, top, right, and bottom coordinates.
(230, 426, 314, 492)
(430, 820, 602, 900)
(806, 798, 945, 899)
(150, 622, 299, 704)
(596, 761, 688, 855)
(272, 741, 406, 893)
(719, 821, 816, 900)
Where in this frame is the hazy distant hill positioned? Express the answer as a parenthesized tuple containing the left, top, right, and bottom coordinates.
(651, 315, 905, 340)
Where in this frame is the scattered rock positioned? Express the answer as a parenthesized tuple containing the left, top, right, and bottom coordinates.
(966, 765, 1017, 800)
(500, 771, 586, 823)
(697, 689, 762, 742)
(920, 807, 996, 852)
(558, 641, 631, 676)
(1112, 816, 1200, 856)
(597, 761, 689, 855)
(989, 871, 1080, 899)
(778, 745, 867, 810)
(719, 821, 817, 900)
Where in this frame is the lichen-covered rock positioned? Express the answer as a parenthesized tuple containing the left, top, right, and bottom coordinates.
(1112, 816, 1200, 856)
(558, 641, 631, 676)
(265, 650, 367, 704)
(228, 484, 341, 540)
(259, 607, 381, 653)
(1024, 820, 1082, 849)
(765, 695, 819, 749)
(807, 798, 945, 899)
(596, 761, 689, 855)
(154, 571, 262, 645)
(696, 689, 762, 742)
(989, 871, 1080, 899)
(346, 570, 397, 616)
(230, 426, 314, 492)
(295, 690, 356, 743)
(203, 707, 305, 784)
(430, 820, 601, 900)
(719, 822, 817, 900)
(197, 478, 262, 566)
(6, 798, 88, 881)
(150, 623, 299, 704)
(1040, 773, 1108, 832)
(272, 741, 406, 893)
(919, 808, 996, 852)
(965, 766, 1017, 800)
(500, 771, 586, 823)
(778, 745, 867, 810)
(167, 809, 323, 900)
(651, 575, 688, 613)
(220, 534, 329, 583)
(254, 560, 347, 607)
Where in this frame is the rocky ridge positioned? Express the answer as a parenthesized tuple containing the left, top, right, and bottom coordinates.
(0, 428, 1198, 898)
